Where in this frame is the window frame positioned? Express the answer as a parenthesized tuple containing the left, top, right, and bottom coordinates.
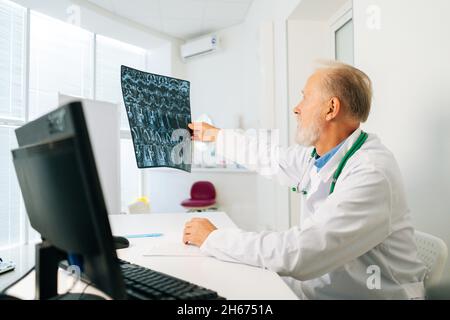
(329, 1, 354, 64)
(0, 1, 28, 250)
(94, 33, 148, 210)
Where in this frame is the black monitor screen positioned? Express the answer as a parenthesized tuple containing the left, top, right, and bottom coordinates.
(11, 102, 126, 299)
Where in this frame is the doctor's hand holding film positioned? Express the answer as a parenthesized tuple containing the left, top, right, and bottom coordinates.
(188, 122, 220, 142)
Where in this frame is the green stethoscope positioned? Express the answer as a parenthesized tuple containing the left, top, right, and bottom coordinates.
(292, 131, 368, 196)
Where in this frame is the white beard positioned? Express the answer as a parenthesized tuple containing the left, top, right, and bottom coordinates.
(295, 117, 322, 147)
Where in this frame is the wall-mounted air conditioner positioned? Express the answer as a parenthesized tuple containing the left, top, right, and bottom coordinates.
(180, 34, 220, 61)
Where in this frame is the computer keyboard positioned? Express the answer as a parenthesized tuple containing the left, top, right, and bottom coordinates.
(118, 259, 225, 300)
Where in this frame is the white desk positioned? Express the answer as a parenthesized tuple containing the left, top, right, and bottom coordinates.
(4, 212, 297, 300)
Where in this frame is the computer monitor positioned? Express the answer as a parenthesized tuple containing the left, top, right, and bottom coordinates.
(11, 101, 126, 299)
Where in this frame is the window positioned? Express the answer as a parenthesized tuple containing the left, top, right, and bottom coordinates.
(95, 35, 147, 130)
(96, 35, 149, 212)
(0, 0, 26, 249)
(335, 19, 354, 65)
(29, 12, 94, 120)
(0, 0, 26, 121)
(331, 6, 354, 66)
(25, 12, 95, 241)
(0, 3, 169, 247)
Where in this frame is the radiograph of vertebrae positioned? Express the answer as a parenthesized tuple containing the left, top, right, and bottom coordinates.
(121, 66, 192, 172)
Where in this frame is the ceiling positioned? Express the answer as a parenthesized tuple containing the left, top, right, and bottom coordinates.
(85, 0, 253, 40)
(289, 0, 348, 21)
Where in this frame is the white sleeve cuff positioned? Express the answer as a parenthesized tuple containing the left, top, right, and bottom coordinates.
(199, 229, 222, 254)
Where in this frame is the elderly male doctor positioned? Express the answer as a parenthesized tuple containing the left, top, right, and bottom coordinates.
(184, 62, 427, 300)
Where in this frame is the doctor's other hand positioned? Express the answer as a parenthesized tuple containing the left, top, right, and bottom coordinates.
(183, 218, 217, 247)
(188, 122, 220, 142)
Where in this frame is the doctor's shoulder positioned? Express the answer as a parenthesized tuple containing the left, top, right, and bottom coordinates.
(342, 133, 407, 197)
(347, 133, 399, 170)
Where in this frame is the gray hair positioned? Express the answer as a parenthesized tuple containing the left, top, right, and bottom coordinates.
(317, 61, 373, 122)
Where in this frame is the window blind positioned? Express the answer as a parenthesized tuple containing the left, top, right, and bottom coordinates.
(0, 0, 25, 249)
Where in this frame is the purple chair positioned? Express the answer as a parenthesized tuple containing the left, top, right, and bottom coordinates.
(181, 181, 217, 212)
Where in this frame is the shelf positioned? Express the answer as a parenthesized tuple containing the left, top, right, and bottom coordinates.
(191, 167, 255, 174)
(143, 167, 255, 174)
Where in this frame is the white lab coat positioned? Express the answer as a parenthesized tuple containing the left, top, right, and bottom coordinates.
(200, 128, 427, 299)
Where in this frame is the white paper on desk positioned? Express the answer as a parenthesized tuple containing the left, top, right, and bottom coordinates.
(142, 242, 208, 257)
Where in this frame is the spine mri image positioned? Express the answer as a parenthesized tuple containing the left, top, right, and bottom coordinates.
(121, 66, 192, 172)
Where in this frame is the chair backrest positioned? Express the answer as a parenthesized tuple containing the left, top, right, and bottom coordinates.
(191, 181, 216, 200)
(414, 230, 448, 288)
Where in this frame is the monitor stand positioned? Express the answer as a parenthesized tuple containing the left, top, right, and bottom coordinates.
(35, 241, 105, 300)
(50, 293, 105, 300)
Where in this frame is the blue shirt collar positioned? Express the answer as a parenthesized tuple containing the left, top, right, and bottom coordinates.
(314, 141, 345, 171)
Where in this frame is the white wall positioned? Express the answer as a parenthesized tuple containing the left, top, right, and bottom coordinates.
(186, 25, 256, 129)
(226, 0, 300, 231)
(142, 22, 265, 230)
(286, 0, 352, 227)
(143, 18, 263, 230)
(143, 0, 301, 231)
(145, 169, 258, 230)
(353, 0, 450, 281)
(287, 20, 332, 226)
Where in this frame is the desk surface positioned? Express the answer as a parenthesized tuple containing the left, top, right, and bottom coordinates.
(3, 212, 297, 300)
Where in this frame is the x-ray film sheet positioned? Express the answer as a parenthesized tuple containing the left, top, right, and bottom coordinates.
(121, 66, 192, 172)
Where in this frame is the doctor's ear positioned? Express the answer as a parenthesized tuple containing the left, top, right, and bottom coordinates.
(326, 97, 341, 121)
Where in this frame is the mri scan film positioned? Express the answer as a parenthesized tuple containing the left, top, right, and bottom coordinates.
(121, 66, 192, 172)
